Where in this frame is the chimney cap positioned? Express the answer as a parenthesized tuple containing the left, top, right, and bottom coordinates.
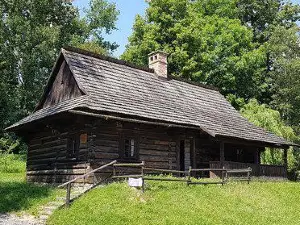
(148, 50, 169, 57)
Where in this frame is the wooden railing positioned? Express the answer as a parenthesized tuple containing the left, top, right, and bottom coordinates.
(58, 161, 254, 207)
(58, 160, 117, 207)
(210, 161, 287, 178)
(187, 168, 227, 185)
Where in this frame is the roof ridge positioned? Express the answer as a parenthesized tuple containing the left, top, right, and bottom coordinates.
(64, 46, 219, 92)
(63, 46, 155, 74)
(168, 75, 219, 91)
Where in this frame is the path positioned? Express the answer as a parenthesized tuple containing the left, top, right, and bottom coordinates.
(0, 185, 93, 225)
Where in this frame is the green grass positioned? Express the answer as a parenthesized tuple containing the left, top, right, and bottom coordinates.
(49, 179, 300, 225)
(0, 154, 26, 173)
(0, 156, 64, 215)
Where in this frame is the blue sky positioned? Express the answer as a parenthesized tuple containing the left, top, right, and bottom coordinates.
(73, 0, 300, 57)
(73, 0, 147, 57)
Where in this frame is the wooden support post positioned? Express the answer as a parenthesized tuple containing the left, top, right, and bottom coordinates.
(283, 148, 288, 178)
(220, 142, 225, 167)
(66, 183, 71, 208)
(254, 149, 260, 165)
(191, 138, 196, 169)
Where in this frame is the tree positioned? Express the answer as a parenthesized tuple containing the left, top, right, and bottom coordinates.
(0, 0, 119, 153)
(267, 25, 300, 129)
(237, 0, 300, 104)
(241, 99, 300, 172)
(0, 0, 119, 133)
(237, 0, 300, 44)
(122, 0, 267, 102)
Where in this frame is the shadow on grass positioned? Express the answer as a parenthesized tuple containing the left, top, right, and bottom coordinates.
(0, 181, 53, 213)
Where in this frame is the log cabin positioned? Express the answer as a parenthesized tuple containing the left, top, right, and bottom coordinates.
(6, 47, 295, 183)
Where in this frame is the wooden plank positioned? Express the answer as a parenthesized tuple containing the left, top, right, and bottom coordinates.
(112, 175, 143, 179)
(58, 160, 117, 188)
(188, 181, 224, 185)
(143, 168, 188, 174)
(113, 162, 144, 167)
(143, 177, 187, 182)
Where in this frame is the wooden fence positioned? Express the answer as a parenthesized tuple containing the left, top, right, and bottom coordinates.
(210, 161, 286, 178)
(58, 161, 253, 206)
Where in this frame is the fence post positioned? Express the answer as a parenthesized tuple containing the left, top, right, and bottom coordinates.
(93, 172, 97, 185)
(141, 161, 145, 193)
(247, 167, 251, 184)
(225, 168, 228, 183)
(221, 167, 225, 185)
(66, 183, 71, 208)
(187, 166, 192, 186)
(113, 164, 116, 177)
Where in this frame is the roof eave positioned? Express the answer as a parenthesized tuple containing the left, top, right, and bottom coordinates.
(215, 134, 295, 148)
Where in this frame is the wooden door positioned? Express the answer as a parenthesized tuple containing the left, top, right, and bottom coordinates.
(179, 139, 192, 171)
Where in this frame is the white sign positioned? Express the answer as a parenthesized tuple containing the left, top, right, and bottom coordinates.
(128, 178, 143, 187)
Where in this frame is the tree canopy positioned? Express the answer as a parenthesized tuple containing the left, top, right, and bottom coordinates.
(0, 0, 119, 136)
(122, 0, 300, 106)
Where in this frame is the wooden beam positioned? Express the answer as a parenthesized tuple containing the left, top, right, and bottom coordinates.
(216, 136, 294, 148)
(220, 142, 225, 166)
(254, 148, 260, 165)
(191, 137, 196, 169)
(283, 148, 288, 177)
(68, 110, 216, 137)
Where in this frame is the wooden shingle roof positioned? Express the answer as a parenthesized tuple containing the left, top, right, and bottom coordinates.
(7, 47, 291, 147)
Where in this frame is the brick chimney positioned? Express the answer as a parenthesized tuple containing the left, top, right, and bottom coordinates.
(148, 51, 168, 78)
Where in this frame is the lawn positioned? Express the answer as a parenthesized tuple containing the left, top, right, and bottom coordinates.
(49, 179, 300, 225)
(0, 154, 64, 216)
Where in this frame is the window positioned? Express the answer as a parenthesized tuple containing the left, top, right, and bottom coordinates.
(120, 133, 139, 160)
(124, 139, 135, 158)
(67, 135, 80, 159)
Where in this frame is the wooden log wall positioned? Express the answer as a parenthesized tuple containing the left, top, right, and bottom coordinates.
(24, 114, 215, 184)
(26, 125, 90, 184)
(89, 120, 180, 177)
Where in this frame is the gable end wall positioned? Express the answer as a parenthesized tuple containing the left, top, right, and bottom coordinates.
(43, 60, 83, 108)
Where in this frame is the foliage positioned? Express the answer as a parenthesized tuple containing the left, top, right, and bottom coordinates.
(122, 0, 299, 105)
(267, 25, 300, 128)
(237, 0, 300, 44)
(241, 99, 300, 171)
(49, 180, 300, 225)
(0, 0, 119, 150)
(122, 0, 267, 101)
(237, 0, 300, 104)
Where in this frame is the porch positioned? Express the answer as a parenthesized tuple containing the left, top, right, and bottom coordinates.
(209, 161, 287, 178)
(206, 141, 288, 178)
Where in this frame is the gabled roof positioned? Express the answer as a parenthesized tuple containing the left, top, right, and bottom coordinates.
(7, 47, 291, 147)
